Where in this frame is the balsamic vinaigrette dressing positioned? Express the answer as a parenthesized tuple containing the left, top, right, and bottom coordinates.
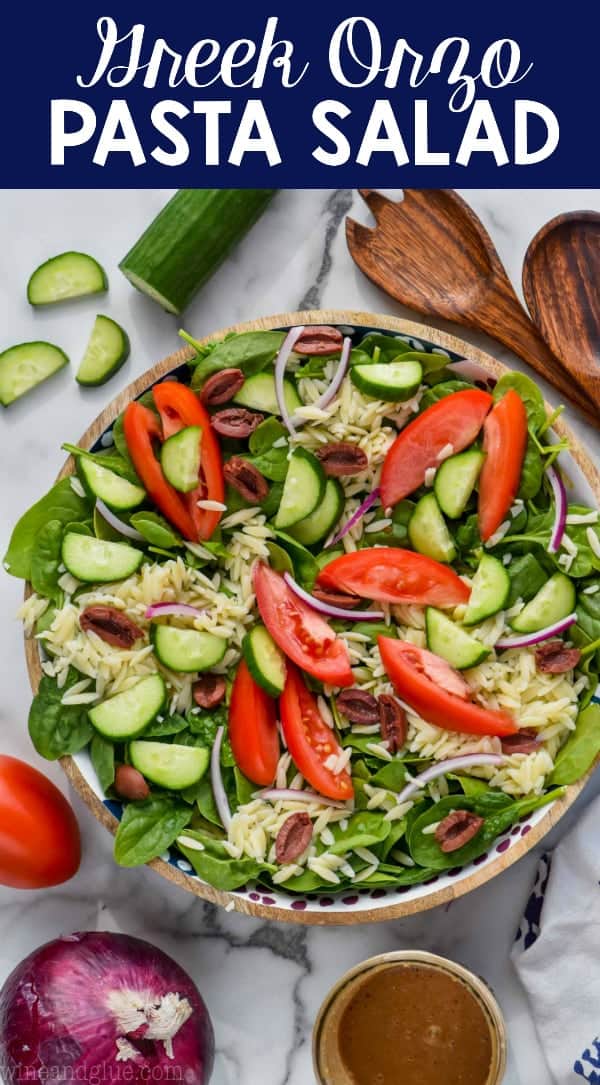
(336, 964, 493, 1085)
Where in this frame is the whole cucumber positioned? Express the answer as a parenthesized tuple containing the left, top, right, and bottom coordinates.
(119, 189, 277, 314)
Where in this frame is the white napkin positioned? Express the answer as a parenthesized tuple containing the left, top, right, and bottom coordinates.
(512, 793, 600, 1084)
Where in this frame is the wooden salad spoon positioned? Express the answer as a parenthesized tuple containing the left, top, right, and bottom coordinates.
(346, 189, 596, 423)
(523, 211, 600, 421)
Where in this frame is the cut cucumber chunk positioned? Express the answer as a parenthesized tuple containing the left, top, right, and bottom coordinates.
(510, 573, 576, 633)
(426, 608, 490, 669)
(434, 449, 485, 519)
(160, 425, 202, 493)
(0, 342, 68, 406)
(76, 315, 130, 387)
(62, 533, 143, 582)
(275, 448, 325, 530)
(463, 555, 510, 625)
(89, 675, 166, 740)
(78, 458, 145, 511)
(350, 360, 422, 401)
(243, 625, 286, 696)
(129, 740, 209, 790)
(119, 189, 276, 315)
(152, 625, 226, 672)
(408, 494, 456, 563)
(288, 479, 344, 546)
(233, 372, 301, 416)
(27, 251, 107, 306)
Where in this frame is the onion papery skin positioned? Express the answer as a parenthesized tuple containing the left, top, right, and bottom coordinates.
(0, 932, 214, 1085)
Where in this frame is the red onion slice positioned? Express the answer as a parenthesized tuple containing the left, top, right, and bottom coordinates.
(447, 359, 496, 388)
(211, 726, 232, 831)
(312, 336, 352, 411)
(145, 602, 206, 620)
(95, 500, 145, 542)
(495, 613, 578, 650)
(395, 753, 506, 805)
(253, 787, 350, 809)
(274, 326, 305, 436)
(327, 488, 381, 548)
(547, 464, 568, 554)
(283, 571, 384, 621)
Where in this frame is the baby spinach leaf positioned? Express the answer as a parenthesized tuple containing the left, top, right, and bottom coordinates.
(266, 541, 294, 575)
(358, 332, 413, 361)
(243, 446, 289, 483)
(560, 508, 600, 578)
(398, 350, 449, 376)
(28, 670, 94, 760)
(420, 380, 473, 411)
(5, 478, 91, 580)
(203, 331, 286, 376)
(380, 819, 408, 860)
(30, 520, 64, 604)
(249, 417, 287, 455)
(455, 514, 481, 553)
(90, 733, 115, 794)
(272, 531, 318, 588)
(143, 713, 189, 738)
(114, 796, 192, 867)
(493, 372, 547, 432)
(190, 355, 226, 391)
(370, 761, 411, 791)
(518, 437, 544, 500)
(353, 863, 437, 887)
(572, 588, 600, 670)
(329, 812, 391, 855)
(129, 510, 182, 550)
(549, 704, 600, 785)
(507, 554, 548, 606)
(191, 777, 222, 823)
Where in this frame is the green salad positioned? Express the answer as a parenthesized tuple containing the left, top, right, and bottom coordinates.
(7, 324, 600, 896)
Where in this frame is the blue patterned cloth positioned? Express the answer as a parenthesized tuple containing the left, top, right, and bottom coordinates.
(512, 794, 600, 1083)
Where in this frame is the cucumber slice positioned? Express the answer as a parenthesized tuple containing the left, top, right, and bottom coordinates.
(62, 533, 143, 582)
(89, 675, 166, 740)
(76, 315, 130, 387)
(129, 740, 209, 790)
(243, 625, 286, 696)
(0, 342, 68, 406)
(78, 459, 145, 511)
(233, 372, 301, 416)
(27, 251, 107, 306)
(275, 449, 325, 530)
(315, 547, 344, 571)
(463, 555, 510, 625)
(350, 360, 422, 401)
(510, 573, 576, 633)
(160, 426, 202, 493)
(434, 450, 485, 519)
(426, 608, 490, 669)
(408, 494, 456, 563)
(151, 625, 226, 672)
(288, 479, 344, 546)
(119, 189, 276, 315)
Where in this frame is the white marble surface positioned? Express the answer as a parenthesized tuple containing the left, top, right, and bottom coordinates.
(1, 188, 599, 1085)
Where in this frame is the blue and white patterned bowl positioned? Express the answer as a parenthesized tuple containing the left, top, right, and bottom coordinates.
(30, 311, 600, 925)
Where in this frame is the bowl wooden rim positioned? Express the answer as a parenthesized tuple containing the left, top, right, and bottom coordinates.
(24, 308, 600, 925)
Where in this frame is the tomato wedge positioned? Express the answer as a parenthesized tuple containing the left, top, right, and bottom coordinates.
(253, 563, 354, 687)
(317, 548, 470, 607)
(229, 659, 280, 786)
(280, 665, 354, 801)
(123, 401, 198, 540)
(0, 756, 81, 888)
(478, 389, 528, 542)
(153, 381, 225, 540)
(378, 637, 517, 737)
(380, 389, 492, 506)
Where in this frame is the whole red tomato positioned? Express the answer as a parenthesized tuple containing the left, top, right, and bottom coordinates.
(0, 756, 81, 888)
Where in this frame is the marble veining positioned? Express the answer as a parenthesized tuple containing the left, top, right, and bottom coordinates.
(1, 188, 600, 1085)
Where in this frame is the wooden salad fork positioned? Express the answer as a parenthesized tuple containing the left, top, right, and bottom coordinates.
(346, 188, 596, 423)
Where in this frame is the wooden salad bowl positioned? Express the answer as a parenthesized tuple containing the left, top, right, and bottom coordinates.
(24, 310, 600, 925)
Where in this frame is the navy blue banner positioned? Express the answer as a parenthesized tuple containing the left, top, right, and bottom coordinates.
(0, 2, 596, 187)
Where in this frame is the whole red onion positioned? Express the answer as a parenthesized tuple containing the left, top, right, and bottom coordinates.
(0, 932, 214, 1084)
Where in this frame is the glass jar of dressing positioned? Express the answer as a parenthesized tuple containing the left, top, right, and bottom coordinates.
(313, 950, 507, 1085)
